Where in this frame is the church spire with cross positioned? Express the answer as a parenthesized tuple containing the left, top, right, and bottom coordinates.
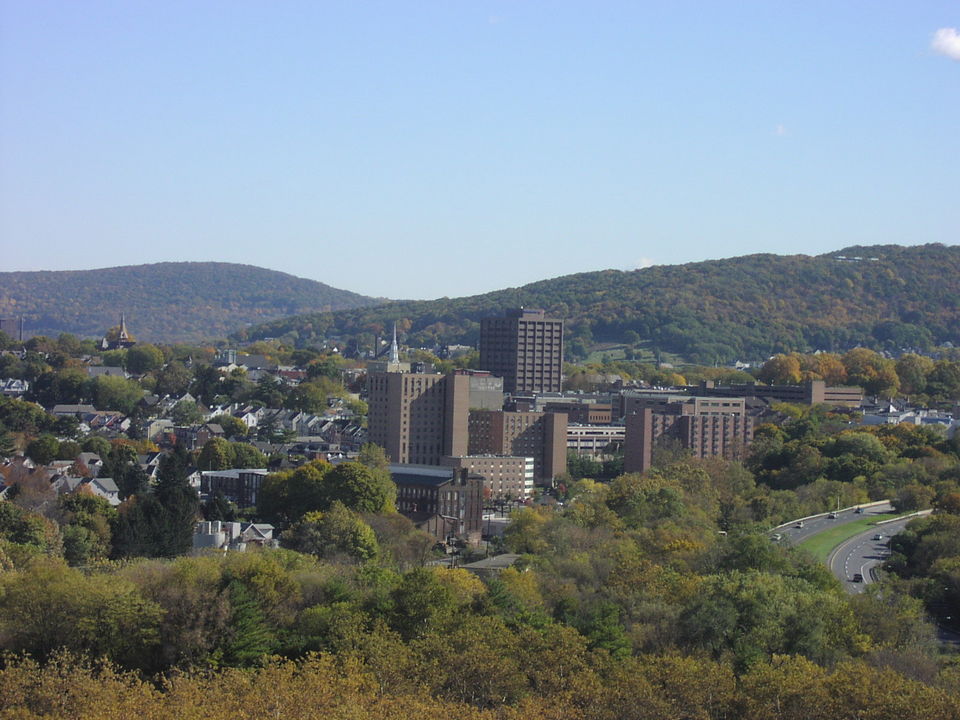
(118, 313, 131, 344)
(389, 322, 400, 364)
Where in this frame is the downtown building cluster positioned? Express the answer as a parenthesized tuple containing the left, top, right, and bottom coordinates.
(367, 309, 865, 514)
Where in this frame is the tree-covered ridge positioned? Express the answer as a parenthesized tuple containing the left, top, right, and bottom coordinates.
(236, 244, 960, 362)
(0, 262, 382, 343)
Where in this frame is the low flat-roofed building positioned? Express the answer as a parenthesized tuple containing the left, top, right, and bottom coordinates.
(200, 468, 268, 507)
(566, 423, 625, 457)
(691, 380, 862, 408)
(441, 454, 535, 500)
(544, 400, 614, 424)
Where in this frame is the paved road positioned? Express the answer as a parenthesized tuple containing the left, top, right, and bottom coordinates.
(826, 516, 914, 593)
(771, 502, 893, 546)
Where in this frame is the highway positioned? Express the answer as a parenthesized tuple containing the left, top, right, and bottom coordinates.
(776, 505, 960, 646)
(826, 516, 914, 593)
(771, 502, 893, 546)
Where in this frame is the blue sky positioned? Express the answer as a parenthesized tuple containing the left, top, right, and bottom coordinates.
(1, 1, 958, 300)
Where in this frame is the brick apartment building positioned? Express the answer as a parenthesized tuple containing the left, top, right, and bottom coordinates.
(468, 409, 567, 484)
(390, 464, 484, 543)
(623, 397, 754, 474)
(367, 369, 503, 465)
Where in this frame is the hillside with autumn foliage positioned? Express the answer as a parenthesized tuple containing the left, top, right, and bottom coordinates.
(236, 244, 960, 363)
(0, 262, 381, 344)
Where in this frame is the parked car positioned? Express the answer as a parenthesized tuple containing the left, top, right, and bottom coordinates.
(852, 573, 863, 583)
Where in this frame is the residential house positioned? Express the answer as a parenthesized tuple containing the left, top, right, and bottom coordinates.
(192, 520, 276, 552)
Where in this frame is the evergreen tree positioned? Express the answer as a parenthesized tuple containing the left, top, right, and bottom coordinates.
(221, 579, 276, 666)
(154, 446, 200, 556)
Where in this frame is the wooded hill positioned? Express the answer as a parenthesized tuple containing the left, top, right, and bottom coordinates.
(235, 244, 960, 363)
(0, 262, 381, 344)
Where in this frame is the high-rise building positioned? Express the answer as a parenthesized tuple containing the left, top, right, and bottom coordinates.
(367, 369, 503, 466)
(479, 308, 563, 394)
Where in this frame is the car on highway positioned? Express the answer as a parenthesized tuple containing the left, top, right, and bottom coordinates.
(873, 533, 884, 541)
(770, 533, 782, 542)
(828, 511, 838, 518)
(854, 507, 864, 514)
(796, 521, 805, 528)
(852, 573, 863, 583)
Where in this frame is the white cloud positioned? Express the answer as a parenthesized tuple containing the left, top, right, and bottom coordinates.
(636, 257, 656, 269)
(774, 124, 788, 137)
(931, 27, 960, 60)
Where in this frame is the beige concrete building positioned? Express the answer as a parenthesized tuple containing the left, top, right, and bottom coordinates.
(566, 423, 625, 457)
(442, 454, 535, 500)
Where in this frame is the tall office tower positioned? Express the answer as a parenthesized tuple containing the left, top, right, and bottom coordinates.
(367, 369, 503, 466)
(479, 308, 564, 394)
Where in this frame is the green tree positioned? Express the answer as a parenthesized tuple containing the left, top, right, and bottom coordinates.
(230, 442, 267, 469)
(324, 462, 396, 514)
(0, 430, 16, 457)
(0, 560, 162, 668)
(153, 446, 200, 557)
(220, 579, 277, 666)
(114, 447, 198, 558)
(171, 398, 203, 426)
(154, 360, 193, 397)
(358, 442, 391, 470)
(190, 364, 224, 405)
(29, 368, 88, 406)
(25, 434, 59, 465)
(390, 567, 455, 640)
(209, 413, 248, 439)
(281, 503, 379, 562)
(197, 437, 235, 470)
(842, 348, 900, 397)
(90, 375, 143, 414)
(101, 444, 149, 499)
(892, 483, 935, 512)
(286, 381, 327, 412)
(758, 354, 803, 385)
(895, 354, 935, 396)
(81, 435, 112, 457)
(56, 440, 81, 461)
(59, 493, 116, 564)
(926, 360, 960, 401)
(257, 460, 332, 525)
(125, 344, 164, 374)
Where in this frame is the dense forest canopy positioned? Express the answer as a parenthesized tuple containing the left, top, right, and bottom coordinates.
(235, 244, 960, 363)
(0, 262, 381, 343)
